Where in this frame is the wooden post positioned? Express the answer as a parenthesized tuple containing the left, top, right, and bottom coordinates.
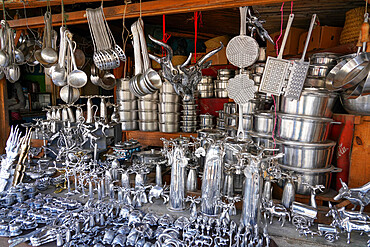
(0, 78, 10, 154)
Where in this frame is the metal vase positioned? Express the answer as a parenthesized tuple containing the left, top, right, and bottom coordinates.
(282, 179, 295, 209)
(186, 167, 198, 192)
(86, 98, 94, 123)
(155, 163, 162, 186)
(241, 164, 263, 228)
(169, 147, 186, 211)
(262, 179, 273, 202)
(201, 142, 224, 216)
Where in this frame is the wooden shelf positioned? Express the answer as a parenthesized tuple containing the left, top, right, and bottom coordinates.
(123, 130, 196, 147)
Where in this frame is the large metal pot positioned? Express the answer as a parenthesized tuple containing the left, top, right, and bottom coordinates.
(224, 103, 237, 114)
(225, 113, 237, 127)
(249, 131, 275, 149)
(138, 100, 158, 111)
(310, 53, 338, 65)
(280, 88, 337, 117)
(117, 90, 136, 101)
(159, 93, 180, 103)
(215, 89, 228, 98)
(276, 113, 335, 143)
(279, 164, 341, 195)
(199, 114, 214, 126)
(198, 90, 214, 98)
(159, 113, 180, 122)
(182, 104, 198, 111)
(138, 111, 158, 121)
(341, 94, 370, 115)
(277, 139, 336, 169)
(181, 126, 197, 133)
(119, 111, 138, 121)
(159, 122, 179, 133)
(253, 111, 274, 135)
(158, 102, 180, 113)
(160, 82, 176, 94)
(118, 100, 138, 111)
(197, 83, 214, 91)
(214, 80, 228, 89)
(139, 92, 158, 101)
(243, 114, 253, 131)
(240, 100, 259, 114)
(121, 121, 138, 130)
(181, 115, 197, 121)
(138, 121, 158, 131)
(116, 77, 131, 91)
(181, 120, 197, 127)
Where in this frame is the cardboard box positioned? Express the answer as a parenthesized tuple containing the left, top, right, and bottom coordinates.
(205, 46, 228, 65)
(266, 27, 306, 57)
(298, 26, 343, 54)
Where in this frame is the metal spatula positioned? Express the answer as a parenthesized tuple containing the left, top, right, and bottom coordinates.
(259, 14, 294, 96)
(285, 14, 317, 100)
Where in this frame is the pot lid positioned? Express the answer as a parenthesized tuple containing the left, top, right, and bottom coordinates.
(276, 138, 336, 148)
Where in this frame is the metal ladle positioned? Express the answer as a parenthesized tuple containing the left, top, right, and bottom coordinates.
(40, 12, 58, 64)
(52, 27, 67, 86)
(0, 21, 9, 67)
(34, 15, 53, 68)
(129, 21, 144, 96)
(66, 38, 87, 88)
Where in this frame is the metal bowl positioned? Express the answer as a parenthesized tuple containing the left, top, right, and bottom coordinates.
(308, 65, 332, 78)
(138, 121, 158, 131)
(116, 77, 131, 91)
(182, 104, 198, 111)
(158, 102, 180, 113)
(138, 111, 158, 121)
(138, 100, 158, 111)
(341, 94, 370, 115)
(243, 114, 253, 131)
(200, 76, 213, 84)
(225, 113, 237, 127)
(121, 121, 138, 130)
(181, 109, 197, 116)
(197, 83, 214, 91)
(159, 93, 180, 103)
(159, 113, 180, 122)
(276, 113, 334, 143)
(223, 102, 237, 114)
(277, 139, 336, 169)
(139, 92, 159, 101)
(199, 114, 214, 126)
(160, 82, 176, 94)
(214, 80, 228, 89)
(159, 122, 179, 133)
(119, 111, 138, 121)
(280, 88, 337, 117)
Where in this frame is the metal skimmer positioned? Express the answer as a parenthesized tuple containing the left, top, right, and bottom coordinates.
(259, 14, 294, 96)
(285, 14, 317, 100)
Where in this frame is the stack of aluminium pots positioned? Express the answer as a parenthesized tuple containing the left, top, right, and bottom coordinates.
(216, 110, 225, 130)
(138, 92, 159, 131)
(199, 113, 214, 129)
(276, 72, 339, 194)
(181, 98, 198, 133)
(116, 78, 138, 130)
(223, 102, 237, 137)
(158, 81, 180, 133)
(214, 69, 234, 98)
(197, 76, 214, 98)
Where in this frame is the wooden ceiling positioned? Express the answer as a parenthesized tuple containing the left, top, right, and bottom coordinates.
(2, 0, 367, 45)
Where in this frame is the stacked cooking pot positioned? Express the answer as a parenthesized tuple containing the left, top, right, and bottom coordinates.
(251, 109, 275, 148)
(216, 110, 225, 130)
(116, 78, 138, 130)
(306, 53, 338, 88)
(138, 92, 159, 131)
(251, 63, 265, 87)
(181, 98, 198, 133)
(277, 84, 339, 195)
(197, 76, 214, 98)
(214, 69, 234, 98)
(223, 102, 238, 137)
(158, 81, 180, 133)
(199, 113, 214, 129)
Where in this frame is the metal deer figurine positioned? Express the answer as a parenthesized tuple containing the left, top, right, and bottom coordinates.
(148, 35, 224, 101)
(334, 179, 370, 213)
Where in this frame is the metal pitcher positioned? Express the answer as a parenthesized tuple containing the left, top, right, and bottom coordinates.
(186, 166, 198, 192)
(168, 146, 187, 211)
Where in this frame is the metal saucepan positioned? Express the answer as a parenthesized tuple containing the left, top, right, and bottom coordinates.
(181, 120, 198, 127)
(116, 77, 131, 91)
(310, 52, 339, 65)
(159, 122, 179, 133)
(138, 100, 158, 111)
(280, 88, 337, 117)
(138, 111, 158, 121)
(182, 104, 198, 111)
(215, 89, 228, 98)
(159, 113, 180, 123)
(117, 90, 136, 101)
(224, 102, 237, 114)
(181, 115, 197, 121)
(121, 121, 138, 131)
(276, 113, 338, 143)
(181, 126, 197, 133)
(307, 65, 333, 78)
(158, 102, 180, 113)
(119, 111, 138, 121)
(138, 121, 158, 131)
(199, 114, 214, 126)
(277, 139, 336, 169)
(253, 111, 274, 135)
(117, 100, 138, 111)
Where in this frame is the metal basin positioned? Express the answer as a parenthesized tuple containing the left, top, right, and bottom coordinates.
(159, 122, 179, 133)
(121, 121, 138, 130)
(138, 100, 158, 111)
(215, 89, 228, 98)
(276, 113, 334, 143)
(138, 111, 158, 121)
(119, 111, 138, 121)
(253, 111, 274, 135)
(117, 100, 138, 111)
(159, 113, 180, 122)
(159, 93, 180, 103)
(277, 139, 336, 169)
(280, 88, 337, 117)
(138, 121, 158, 131)
(341, 94, 370, 115)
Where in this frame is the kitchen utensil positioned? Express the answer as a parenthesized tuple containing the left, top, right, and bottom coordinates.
(60, 85, 80, 104)
(341, 93, 370, 115)
(0, 22, 9, 67)
(51, 27, 67, 86)
(277, 139, 335, 169)
(40, 12, 58, 65)
(214, 89, 228, 98)
(66, 38, 87, 88)
(325, 54, 357, 91)
(226, 7, 259, 68)
(159, 113, 180, 122)
(276, 113, 336, 143)
(253, 111, 274, 135)
(280, 88, 337, 117)
(138, 111, 158, 121)
(159, 93, 180, 103)
(159, 122, 179, 133)
(121, 121, 138, 130)
(181, 115, 197, 121)
(181, 126, 197, 133)
(310, 52, 339, 65)
(285, 14, 317, 100)
(138, 121, 158, 131)
(117, 100, 138, 110)
(138, 100, 157, 111)
(259, 14, 294, 95)
(129, 21, 144, 97)
(118, 111, 137, 121)
(305, 77, 326, 88)
(158, 102, 180, 113)
(307, 64, 332, 78)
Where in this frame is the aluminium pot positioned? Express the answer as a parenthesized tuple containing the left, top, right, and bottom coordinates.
(278, 164, 341, 195)
(160, 82, 176, 94)
(159, 122, 179, 133)
(182, 104, 198, 111)
(217, 110, 224, 119)
(225, 114, 237, 127)
(199, 114, 214, 126)
(310, 53, 338, 65)
(214, 80, 228, 89)
(304, 77, 326, 88)
(159, 93, 180, 103)
(159, 113, 180, 122)
(224, 103, 237, 114)
(138, 100, 158, 111)
(181, 115, 197, 121)
(181, 109, 197, 116)
(138, 121, 158, 131)
(307, 64, 333, 78)
(119, 111, 138, 121)
(226, 127, 237, 137)
(181, 120, 198, 127)
(138, 111, 158, 121)
(198, 90, 214, 98)
(139, 92, 159, 101)
(249, 131, 275, 149)
(117, 90, 136, 101)
(253, 111, 274, 135)
(121, 121, 138, 130)
(158, 102, 180, 113)
(218, 69, 233, 76)
(197, 83, 214, 91)
(276, 113, 336, 143)
(217, 119, 225, 128)
(118, 100, 138, 111)
(277, 139, 336, 169)
(240, 100, 259, 114)
(280, 88, 337, 117)
(243, 114, 253, 131)
(116, 77, 131, 91)
(341, 94, 370, 115)
(181, 126, 197, 133)
(215, 89, 228, 98)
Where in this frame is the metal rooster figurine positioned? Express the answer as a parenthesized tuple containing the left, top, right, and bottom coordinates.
(148, 35, 223, 101)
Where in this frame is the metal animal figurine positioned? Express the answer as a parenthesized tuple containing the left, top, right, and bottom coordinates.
(302, 183, 325, 209)
(263, 200, 291, 227)
(334, 179, 370, 213)
(148, 35, 223, 101)
(148, 184, 169, 204)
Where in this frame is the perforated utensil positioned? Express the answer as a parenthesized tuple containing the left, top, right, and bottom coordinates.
(226, 7, 259, 68)
(285, 14, 317, 100)
(259, 14, 294, 96)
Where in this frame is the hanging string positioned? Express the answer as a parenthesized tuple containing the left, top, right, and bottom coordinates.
(193, 11, 198, 63)
(46, 0, 51, 13)
(161, 15, 171, 56)
(22, 1, 37, 40)
(61, 0, 66, 27)
(122, 1, 129, 77)
(275, 2, 284, 56)
(2, 0, 6, 21)
(291, 1, 293, 15)
(139, 0, 142, 19)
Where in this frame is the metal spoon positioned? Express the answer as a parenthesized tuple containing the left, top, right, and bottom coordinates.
(0, 21, 9, 67)
(66, 38, 87, 88)
(51, 27, 67, 86)
(40, 12, 58, 64)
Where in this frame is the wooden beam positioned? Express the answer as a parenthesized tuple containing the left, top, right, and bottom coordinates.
(3, 0, 113, 9)
(0, 78, 9, 154)
(7, 0, 292, 29)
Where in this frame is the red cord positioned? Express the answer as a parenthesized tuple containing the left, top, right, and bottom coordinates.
(194, 11, 198, 63)
(162, 15, 171, 56)
(275, 2, 285, 56)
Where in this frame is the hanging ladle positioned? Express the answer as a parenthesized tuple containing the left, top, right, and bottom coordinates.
(66, 37, 87, 88)
(52, 27, 67, 86)
(40, 11, 58, 64)
(0, 21, 9, 67)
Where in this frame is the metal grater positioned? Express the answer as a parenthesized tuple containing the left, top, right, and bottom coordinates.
(258, 14, 294, 96)
(285, 14, 317, 100)
(227, 74, 256, 104)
